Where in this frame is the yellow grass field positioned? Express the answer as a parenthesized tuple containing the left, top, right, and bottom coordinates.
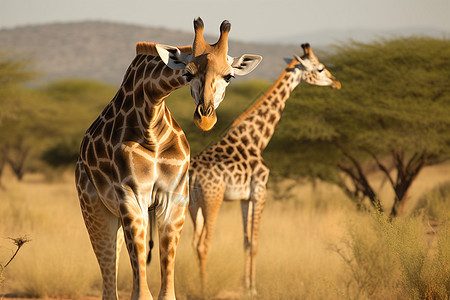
(0, 163, 449, 299)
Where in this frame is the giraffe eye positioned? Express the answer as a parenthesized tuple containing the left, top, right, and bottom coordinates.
(224, 74, 234, 83)
(183, 72, 194, 82)
(318, 66, 324, 73)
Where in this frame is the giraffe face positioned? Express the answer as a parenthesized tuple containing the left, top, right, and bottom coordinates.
(156, 18, 262, 131)
(294, 44, 341, 89)
(183, 53, 233, 131)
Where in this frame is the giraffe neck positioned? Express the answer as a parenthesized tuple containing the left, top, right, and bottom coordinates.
(225, 59, 302, 152)
(93, 54, 188, 146)
(123, 53, 188, 105)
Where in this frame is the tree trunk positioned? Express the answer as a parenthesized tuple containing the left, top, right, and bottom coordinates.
(337, 146, 383, 213)
(389, 150, 427, 217)
(0, 148, 7, 187)
(6, 140, 30, 181)
(338, 146, 429, 217)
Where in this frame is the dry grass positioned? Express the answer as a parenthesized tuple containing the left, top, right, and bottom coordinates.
(0, 163, 449, 299)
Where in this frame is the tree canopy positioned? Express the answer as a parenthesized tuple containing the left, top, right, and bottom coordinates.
(264, 37, 450, 215)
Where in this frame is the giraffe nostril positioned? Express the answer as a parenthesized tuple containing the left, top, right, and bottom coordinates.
(206, 106, 213, 117)
(197, 105, 204, 116)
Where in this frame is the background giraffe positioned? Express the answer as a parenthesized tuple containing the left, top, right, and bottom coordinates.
(75, 17, 261, 300)
(188, 44, 341, 295)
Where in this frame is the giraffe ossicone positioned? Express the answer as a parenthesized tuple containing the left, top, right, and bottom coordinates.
(75, 17, 261, 300)
(188, 43, 340, 296)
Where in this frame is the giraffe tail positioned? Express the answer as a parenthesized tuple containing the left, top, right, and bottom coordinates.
(146, 205, 156, 265)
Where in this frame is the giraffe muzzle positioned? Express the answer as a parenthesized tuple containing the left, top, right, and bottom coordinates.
(331, 80, 342, 90)
(194, 103, 217, 131)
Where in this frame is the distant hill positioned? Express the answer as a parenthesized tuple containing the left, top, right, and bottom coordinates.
(0, 21, 446, 85)
(0, 21, 299, 85)
(271, 27, 448, 46)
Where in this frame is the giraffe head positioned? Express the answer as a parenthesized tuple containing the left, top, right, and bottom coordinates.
(156, 18, 262, 131)
(292, 43, 341, 89)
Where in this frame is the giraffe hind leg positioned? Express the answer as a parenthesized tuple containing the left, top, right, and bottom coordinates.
(241, 184, 266, 296)
(76, 163, 122, 300)
(188, 192, 204, 249)
(195, 187, 225, 296)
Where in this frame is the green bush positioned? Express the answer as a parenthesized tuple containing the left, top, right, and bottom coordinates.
(41, 136, 80, 167)
(331, 211, 449, 299)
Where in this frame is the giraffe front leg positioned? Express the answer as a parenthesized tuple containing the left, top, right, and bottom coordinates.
(241, 184, 266, 296)
(157, 201, 187, 300)
(76, 164, 123, 300)
(119, 196, 152, 300)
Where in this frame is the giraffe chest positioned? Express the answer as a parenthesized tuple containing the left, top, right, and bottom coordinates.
(117, 139, 189, 187)
(81, 133, 189, 212)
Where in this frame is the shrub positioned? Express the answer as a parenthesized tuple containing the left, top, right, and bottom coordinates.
(331, 211, 449, 299)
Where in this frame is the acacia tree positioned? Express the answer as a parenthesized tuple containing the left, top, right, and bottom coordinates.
(39, 79, 115, 168)
(0, 52, 38, 183)
(265, 37, 450, 217)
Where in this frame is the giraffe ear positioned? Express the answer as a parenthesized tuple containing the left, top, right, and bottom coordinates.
(155, 44, 192, 70)
(294, 55, 312, 71)
(230, 54, 262, 76)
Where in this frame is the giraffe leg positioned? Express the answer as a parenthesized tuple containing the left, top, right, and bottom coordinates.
(156, 201, 187, 300)
(76, 163, 122, 300)
(241, 183, 266, 296)
(118, 193, 152, 300)
(116, 226, 125, 274)
(196, 187, 225, 295)
(188, 187, 204, 249)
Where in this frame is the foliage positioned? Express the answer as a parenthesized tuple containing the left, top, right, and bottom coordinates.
(41, 137, 81, 167)
(331, 210, 450, 299)
(0, 52, 40, 181)
(37, 79, 115, 167)
(265, 37, 450, 216)
(0, 51, 38, 125)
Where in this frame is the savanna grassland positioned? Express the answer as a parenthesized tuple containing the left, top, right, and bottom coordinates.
(1, 36, 449, 299)
(0, 163, 449, 300)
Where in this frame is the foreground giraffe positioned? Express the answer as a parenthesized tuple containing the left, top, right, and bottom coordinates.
(75, 18, 261, 300)
(189, 44, 341, 295)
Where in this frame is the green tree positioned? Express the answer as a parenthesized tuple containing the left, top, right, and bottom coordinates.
(0, 52, 39, 183)
(0, 53, 115, 180)
(266, 37, 450, 217)
(39, 79, 115, 168)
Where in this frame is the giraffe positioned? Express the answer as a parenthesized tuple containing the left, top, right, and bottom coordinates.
(75, 17, 262, 300)
(188, 43, 341, 295)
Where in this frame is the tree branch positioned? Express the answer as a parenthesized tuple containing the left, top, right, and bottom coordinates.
(336, 144, 383, 212)
(363, 148, 395, 188)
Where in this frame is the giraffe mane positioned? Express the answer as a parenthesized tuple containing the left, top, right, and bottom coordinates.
(136, 42, 193, 56)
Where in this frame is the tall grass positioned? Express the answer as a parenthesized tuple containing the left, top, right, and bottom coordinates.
(0, 170, 99, 297)
(0, 166, 449, 299)
(329, 182, 450, 300)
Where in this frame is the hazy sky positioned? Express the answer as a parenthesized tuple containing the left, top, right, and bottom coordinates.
(1, 0, 449, 42)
